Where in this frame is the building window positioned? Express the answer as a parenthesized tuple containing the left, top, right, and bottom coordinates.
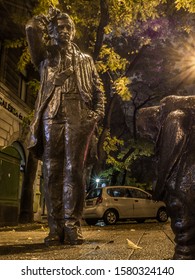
(0, 43, 36, 108)
(2, 47, 21, 95)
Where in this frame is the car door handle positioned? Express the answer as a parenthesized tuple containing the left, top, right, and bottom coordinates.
(114, 199, 118, 201)
(134, 200, 138, 202)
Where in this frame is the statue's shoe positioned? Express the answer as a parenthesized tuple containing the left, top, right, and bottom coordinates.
(44, 234, 63, 246)
(64, 227, 85, 245)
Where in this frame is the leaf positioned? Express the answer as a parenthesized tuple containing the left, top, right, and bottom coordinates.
(4, 38, 26, 49)
(126, 238, 142, 249)
(114, 77, 132, 101)
(17, 47, 31, 72)
(96, 45, 128, 73)
(175, 0, 195, 13)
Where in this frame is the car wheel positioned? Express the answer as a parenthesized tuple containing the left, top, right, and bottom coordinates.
(157, 208, 168, 222)
(103, 209, 118, 225)
(85, 219, 98, 225)
(136, 218, 145, 223)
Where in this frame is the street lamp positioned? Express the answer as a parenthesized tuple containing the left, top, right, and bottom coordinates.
(95, 178, 100, 188)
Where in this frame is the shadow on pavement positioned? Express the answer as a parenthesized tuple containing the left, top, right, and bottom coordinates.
(0, 242, 70, 256)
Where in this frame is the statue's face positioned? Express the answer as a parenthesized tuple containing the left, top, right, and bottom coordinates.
(56, 18, 73, 46)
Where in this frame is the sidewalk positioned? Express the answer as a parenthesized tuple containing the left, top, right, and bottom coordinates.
(0, 221, 175, 260)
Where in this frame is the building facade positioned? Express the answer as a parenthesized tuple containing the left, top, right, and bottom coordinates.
(0, 0, 43, 226)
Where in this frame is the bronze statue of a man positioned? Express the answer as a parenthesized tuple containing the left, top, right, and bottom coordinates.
(26, 7, 104, 246)
(137, 95, 195, 259)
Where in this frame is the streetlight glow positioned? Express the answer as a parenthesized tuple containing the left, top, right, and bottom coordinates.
(168, 34, 195, 86)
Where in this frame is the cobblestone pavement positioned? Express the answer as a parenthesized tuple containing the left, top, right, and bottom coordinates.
(0, 220, 175, 260)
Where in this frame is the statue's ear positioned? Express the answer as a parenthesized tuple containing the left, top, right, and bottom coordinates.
(137, 106, 160, 142)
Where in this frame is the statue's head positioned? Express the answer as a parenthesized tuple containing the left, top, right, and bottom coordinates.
(56, 13, 76, 43)
(47, 7, 76, 46)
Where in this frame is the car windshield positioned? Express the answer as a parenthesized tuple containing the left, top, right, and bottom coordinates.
(86, 188, 102, 199)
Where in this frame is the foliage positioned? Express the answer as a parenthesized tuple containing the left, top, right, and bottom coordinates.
(96, 44, 128, 74)
(4, 38, 31, 72)
(27, 79, 40, 96)
(101, 133, 154, 185)
(4, 38, 26, 48)
(33, 0, 59, 14)
(114, 77, 132, 101)
(175, 0, 195, 13)
(103, 130, 154, 173)
(103, 130, 124, 156)
(17, 47, 31, 72)
(96, 44, 132, 100)
(22, 110, 35, 129)
(108, 0, 168, 34)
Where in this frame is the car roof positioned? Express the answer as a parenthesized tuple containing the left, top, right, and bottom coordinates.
(100, 186, 150, 193)
(105, 186, 143, 190)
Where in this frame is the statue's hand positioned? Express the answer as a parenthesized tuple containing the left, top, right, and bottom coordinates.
(33, 14, 48, 31)
(47, 6, 61, 22)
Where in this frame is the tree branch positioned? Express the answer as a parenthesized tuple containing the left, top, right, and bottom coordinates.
(93, 0, 109, 61)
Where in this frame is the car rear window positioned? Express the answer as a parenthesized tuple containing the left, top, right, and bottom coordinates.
(86, 188, 102, 199)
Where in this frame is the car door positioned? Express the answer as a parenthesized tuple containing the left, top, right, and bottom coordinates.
(106, 187, 134, 218)
(129, 188, 157, 218)
(85, 188, 102, 208)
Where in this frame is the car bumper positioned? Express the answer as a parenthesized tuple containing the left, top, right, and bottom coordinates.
(82, 206, 105, 219)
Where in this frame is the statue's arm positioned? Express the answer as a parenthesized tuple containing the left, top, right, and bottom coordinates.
(25, 16, 48, 68)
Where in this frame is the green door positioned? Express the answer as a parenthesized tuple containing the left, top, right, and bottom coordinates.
(0, 146, 21, 226)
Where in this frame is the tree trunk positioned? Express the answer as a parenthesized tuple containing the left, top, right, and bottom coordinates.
(110, 170, 120, 185)
(93, 94, 119, 174)
(121, 169, 127, 185)
(93, 0, 109, 61)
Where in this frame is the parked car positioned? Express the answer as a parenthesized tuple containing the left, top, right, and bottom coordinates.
(83, 186, 168, 225)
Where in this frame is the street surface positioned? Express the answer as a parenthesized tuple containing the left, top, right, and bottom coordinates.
(0, 220, 175, 260)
